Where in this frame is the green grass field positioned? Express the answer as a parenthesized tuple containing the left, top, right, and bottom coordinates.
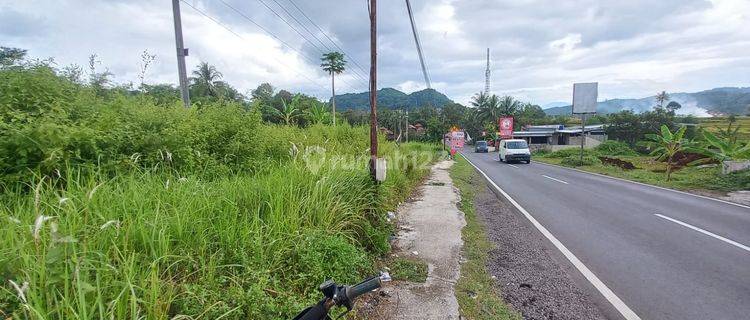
(697, 116, 750, 140)
(535, 154, 750, 194)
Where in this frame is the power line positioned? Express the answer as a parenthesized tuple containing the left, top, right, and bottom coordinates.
(254, 0, 369, 88)
(270, 0, 371, 84)
(180, 0, 329, 93)
(405, 0, 431, 89)
(286, 0, 371, 80)
(214, 0, 363, 92)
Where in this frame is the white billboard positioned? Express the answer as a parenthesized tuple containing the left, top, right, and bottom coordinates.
(572, 82, 598, 114)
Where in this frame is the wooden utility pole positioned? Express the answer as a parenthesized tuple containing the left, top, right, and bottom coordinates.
(172, 0, 190, 108)
(369, 0, 378, 181)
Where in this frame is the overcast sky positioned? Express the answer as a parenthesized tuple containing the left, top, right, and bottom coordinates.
(2, 0, 749, 106)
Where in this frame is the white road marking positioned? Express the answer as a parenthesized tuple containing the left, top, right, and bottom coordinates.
(461, 154, 642, 320)
(535, 162, 750, 210)
(508, 164, 519, 169)
(542, 175, 569, 184)
(654, 214, 750, 252)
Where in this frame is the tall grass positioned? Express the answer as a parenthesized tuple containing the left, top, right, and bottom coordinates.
(1, 141, 438, 319)
(0, 65, 442, 319)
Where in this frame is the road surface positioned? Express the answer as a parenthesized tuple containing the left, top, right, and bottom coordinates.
(461, 150, 750, 320)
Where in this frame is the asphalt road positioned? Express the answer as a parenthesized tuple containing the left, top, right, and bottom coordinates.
(461, 150, 750, 320)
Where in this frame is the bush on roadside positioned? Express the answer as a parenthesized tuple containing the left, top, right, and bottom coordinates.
(595, 140, 637, 156)
(560, 154, 602, 167)
(545, 147, 598, 158)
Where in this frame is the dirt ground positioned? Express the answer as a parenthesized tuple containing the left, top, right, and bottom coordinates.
(472, 174, 610, 320)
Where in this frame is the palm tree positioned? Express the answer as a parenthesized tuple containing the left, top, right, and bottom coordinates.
(470, 92, 489, 109)
(478, 94, 501, 124)
(498, 95, 521, 116)
(321, 52, 346, 126)
(190, 62, 223, 97)
(655, 91, 670, 108)
(641, 125, 691, 181)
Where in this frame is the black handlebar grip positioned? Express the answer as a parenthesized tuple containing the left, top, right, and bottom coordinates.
(346, 276, 381, 301)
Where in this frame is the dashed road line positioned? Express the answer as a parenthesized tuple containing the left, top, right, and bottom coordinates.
(542, 175, 569, 184)
(461, 154, 642, 320)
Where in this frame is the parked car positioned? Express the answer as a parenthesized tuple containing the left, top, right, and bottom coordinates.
(474, 140, 488, 153)
(498, 139, 531, 163)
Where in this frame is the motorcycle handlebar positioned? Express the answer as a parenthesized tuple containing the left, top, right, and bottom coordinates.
(345, 276, 381, 302)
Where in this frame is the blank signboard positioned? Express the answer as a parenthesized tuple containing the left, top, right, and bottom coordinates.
(572, 83, 598, 114)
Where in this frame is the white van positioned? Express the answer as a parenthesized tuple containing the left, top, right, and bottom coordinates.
(498, 139, 531, 164)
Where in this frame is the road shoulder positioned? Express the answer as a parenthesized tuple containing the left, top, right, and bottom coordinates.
(454, 155, 609, 320)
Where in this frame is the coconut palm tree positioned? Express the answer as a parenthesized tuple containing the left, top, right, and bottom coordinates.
(655, 91, 670, 108)
(321, 52, 346, 126)
(190, 62, 223, 97)
(470, 92, 489, 109)
(498, 95, 521, 116)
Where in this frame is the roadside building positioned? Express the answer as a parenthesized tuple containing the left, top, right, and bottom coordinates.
(512, 124, 607, 151)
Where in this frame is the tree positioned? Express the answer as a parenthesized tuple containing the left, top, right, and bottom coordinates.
(190, 62, 223, 97)
(666, 101, 682, 113)
(641, 125, 690, 181)
(476, 94, 500, 127)
(469, 92, 489, 109)
(604, 111, 644, 146)
(655, 91, 670, 108)
(0, 47, 27, 67)
(498, 95, 521, 117)
(441, 103, 466, 128)
(251, 83, 275, 103)
(320, 52, 346, 126)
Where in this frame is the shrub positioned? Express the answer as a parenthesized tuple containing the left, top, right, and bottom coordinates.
(595, 140, 637, 156)
(560, 154, 601, 167)
(546, 147, 597, 158)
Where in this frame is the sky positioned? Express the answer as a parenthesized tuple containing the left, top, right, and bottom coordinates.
(1, 0, 749, 107)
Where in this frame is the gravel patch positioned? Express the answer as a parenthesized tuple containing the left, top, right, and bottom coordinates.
(472, 176, 610, 320)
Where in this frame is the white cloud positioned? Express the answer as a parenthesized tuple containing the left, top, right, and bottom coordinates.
(1, 0, 749, 108)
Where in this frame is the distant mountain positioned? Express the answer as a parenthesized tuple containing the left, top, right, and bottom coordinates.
(543, 87, 750, 116)
(333, 88, 454, 110)
(543, 102, 569, 109)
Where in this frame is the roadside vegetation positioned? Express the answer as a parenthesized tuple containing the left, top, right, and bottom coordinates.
(450, 156, 520, 320)
(0, 50, 440, 318)
(534, 139, 750, 193)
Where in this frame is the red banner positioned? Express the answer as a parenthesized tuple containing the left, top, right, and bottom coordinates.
(498, 117, 514, 139)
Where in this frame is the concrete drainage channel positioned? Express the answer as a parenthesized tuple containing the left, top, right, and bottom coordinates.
(364, 160, 466, 319)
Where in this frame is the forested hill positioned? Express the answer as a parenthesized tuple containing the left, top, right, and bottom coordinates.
(544, 87, 750, 116)
(333, 88, 454, 110)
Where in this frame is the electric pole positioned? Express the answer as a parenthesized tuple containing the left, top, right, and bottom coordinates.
(369, 0, 378, 181)
(172, 0, 190, 108)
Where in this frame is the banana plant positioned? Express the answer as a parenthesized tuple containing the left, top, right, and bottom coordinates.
(268, 96, 302, 125)
(306, 101, 331, 125)
(641, 125, 692, 181)
(689, 130, 750, 163)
